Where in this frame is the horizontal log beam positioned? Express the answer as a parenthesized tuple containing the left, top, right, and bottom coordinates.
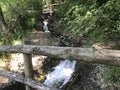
(0, 45, 120, 66)
(0, 70, 59, 90)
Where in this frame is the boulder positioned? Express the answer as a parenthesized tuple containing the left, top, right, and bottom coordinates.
(24, 31, 55, 46)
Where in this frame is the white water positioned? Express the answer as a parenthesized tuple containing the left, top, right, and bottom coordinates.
(44, 60, 77, 88)
(43, 20, 50, 33)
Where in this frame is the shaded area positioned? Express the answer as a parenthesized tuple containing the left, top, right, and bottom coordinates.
(0, 78, 25, 90)
(1, 82, 25, 90)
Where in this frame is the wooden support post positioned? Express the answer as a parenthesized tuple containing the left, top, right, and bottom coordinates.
(23, 38, 34, 90)
(23, 53, 33, 90)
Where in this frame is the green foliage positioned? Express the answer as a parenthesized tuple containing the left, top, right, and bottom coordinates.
(0, 0, 42, 44)
(104, 66, 120, 84)
(57, 0, 120, 46)
(57, 0, 120, 84)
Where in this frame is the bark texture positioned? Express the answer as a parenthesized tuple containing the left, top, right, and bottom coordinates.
(0, 7, 8, 34)
(0, 45, 120, 66)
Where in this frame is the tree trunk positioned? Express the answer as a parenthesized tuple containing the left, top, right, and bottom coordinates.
(0, 6, 12, 44)
(0, 7, 8, 34)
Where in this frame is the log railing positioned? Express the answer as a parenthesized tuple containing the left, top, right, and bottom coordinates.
(0, 45, 120, 66)
(0, 45, 120, 90)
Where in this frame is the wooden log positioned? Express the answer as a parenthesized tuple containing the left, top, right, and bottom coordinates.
(0, 45, 120, 66)
(23, 53, 33, 90)
(0, 70, 59, 90)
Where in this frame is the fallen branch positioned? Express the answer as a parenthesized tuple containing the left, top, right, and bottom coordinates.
(0, 70, 59, 90)
(0, 45, 120, 66)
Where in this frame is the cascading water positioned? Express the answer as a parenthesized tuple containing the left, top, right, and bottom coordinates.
(42, 18, 77, 88)
(43, 20, 50, 33)
(44, 60, 77, 88)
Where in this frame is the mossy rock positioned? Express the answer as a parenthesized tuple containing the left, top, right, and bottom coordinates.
(24, 31, 57, 46)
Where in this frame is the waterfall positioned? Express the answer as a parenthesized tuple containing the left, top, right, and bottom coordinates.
(43, 20, 50, 33)
(44, 60, 77, 88)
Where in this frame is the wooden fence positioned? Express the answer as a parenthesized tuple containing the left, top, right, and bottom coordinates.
(0, 45, 120, 90)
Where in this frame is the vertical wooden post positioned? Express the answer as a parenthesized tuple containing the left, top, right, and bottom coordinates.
(23, 53, 33, 90)
(23, 31, 34, 90)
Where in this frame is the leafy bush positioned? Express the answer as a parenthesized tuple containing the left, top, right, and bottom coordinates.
(0, 0, 42, 44)
(57, 0, 120, 46)
(56, 0, 120, 86)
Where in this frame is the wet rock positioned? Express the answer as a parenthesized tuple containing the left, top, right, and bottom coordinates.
(66, 63, 118, 90)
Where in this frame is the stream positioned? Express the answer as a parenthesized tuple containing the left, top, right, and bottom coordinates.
(41, 18, 118, 90)
(42, 20, 77, 88)
(0, 16, 119, 90)
(44, 60, 77, 88)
